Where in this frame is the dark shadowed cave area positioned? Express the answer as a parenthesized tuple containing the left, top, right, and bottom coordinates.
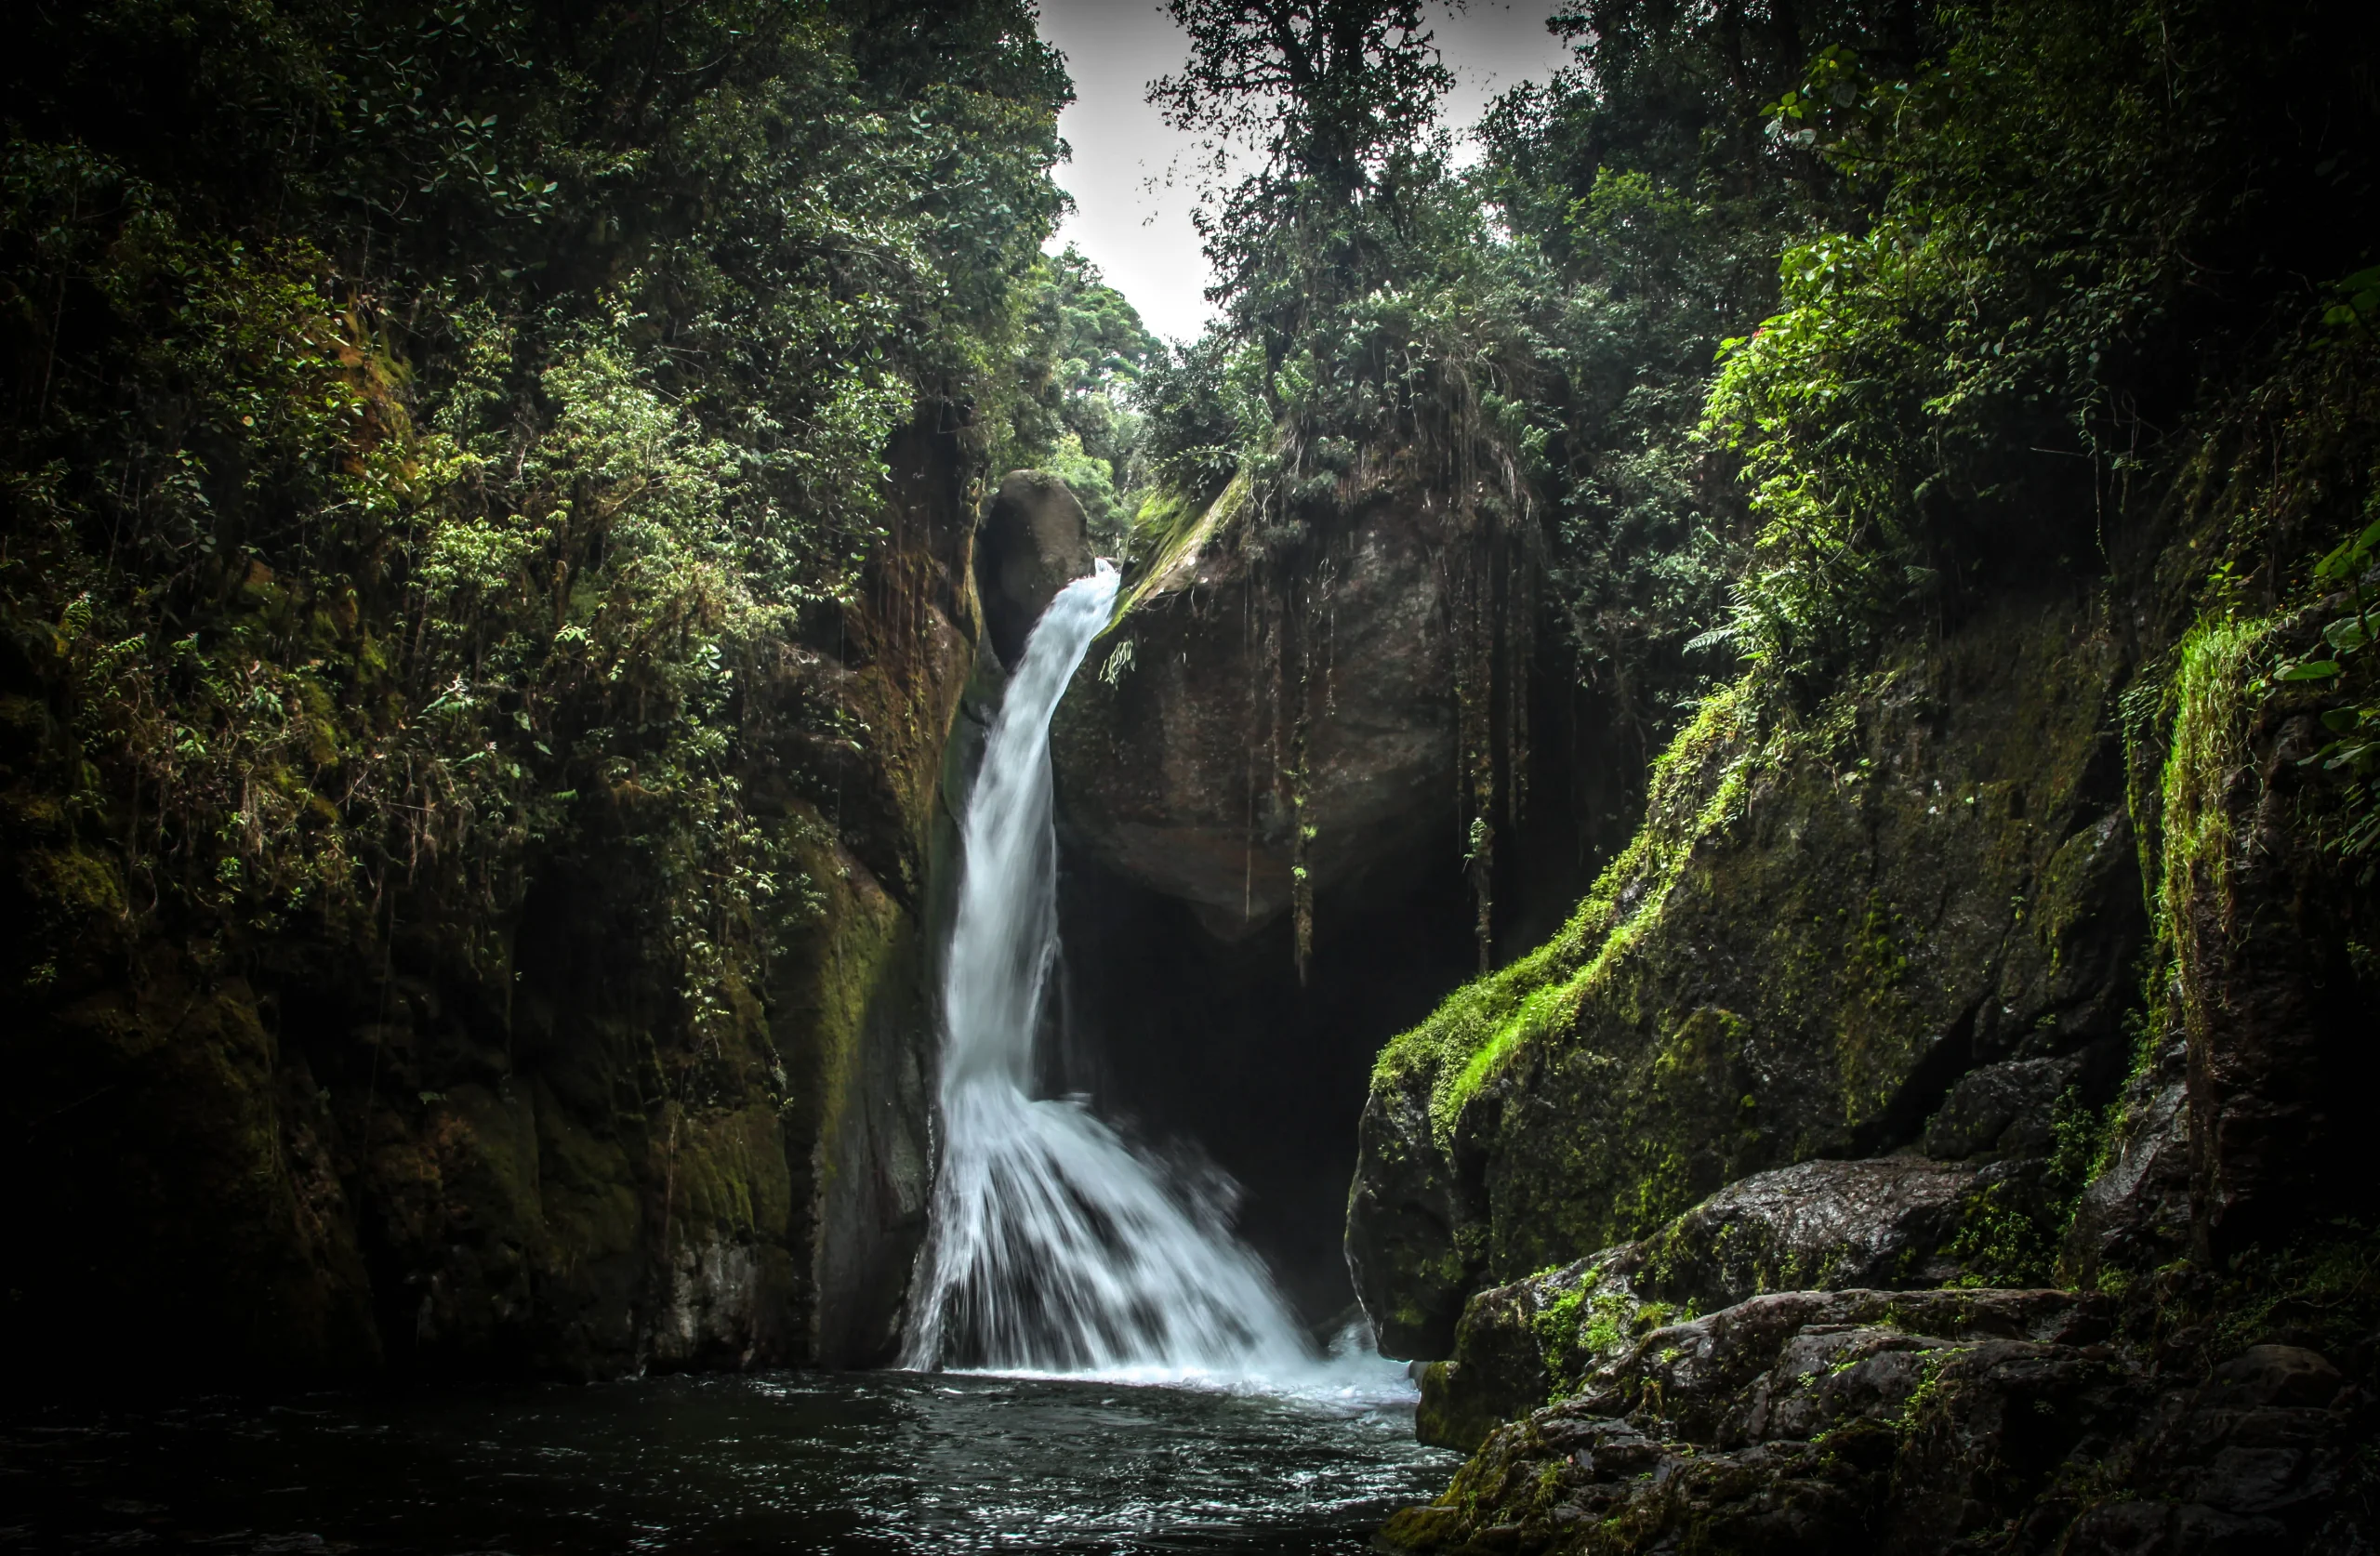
(1048, 676, 1614, 1326)
(1051, 842, 1477, 1325)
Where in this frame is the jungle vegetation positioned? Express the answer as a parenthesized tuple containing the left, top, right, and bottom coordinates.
(1138, 0, 2380, 957)
(7, 0, 2379, 1177)
(0, 0, 1101, 1022)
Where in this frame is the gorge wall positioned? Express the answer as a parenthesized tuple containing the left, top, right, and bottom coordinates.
(2, 422, 982, 1385)
(0, 0, 1079, 1393)
(1342, 437, 2380, 1554)
(1349, 584, 2147, 1357)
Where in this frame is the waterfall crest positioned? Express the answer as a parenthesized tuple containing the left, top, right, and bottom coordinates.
(903, 562, 1312, 1379)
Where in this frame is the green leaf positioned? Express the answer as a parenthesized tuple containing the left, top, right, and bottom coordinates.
(2278, 661, 2342, 681)
(2322, 706, 2362, 732)
(2324, 618, 2370, 653)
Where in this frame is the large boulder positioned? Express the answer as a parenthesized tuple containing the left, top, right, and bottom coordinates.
(1050, 481, 1457, 939)
(975, 470, 1093, 668)
(1416, 1155, 1980, 1450)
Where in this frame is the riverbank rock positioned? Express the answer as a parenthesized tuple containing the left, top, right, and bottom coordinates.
(976, 470, 1094, 668)
(1380, 1285, 2373, 1556)
(1380, 1286, 2117, 1552)
(1416, 1155, 1980, 1450)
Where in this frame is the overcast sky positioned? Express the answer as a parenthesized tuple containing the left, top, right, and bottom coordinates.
(1035, 2, 1578, 343)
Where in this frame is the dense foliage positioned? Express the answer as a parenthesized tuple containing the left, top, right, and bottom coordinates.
(1139, 0, 2380, 965)
(1007, 245, 1162, 542)
(1, 0, 1068, 1016)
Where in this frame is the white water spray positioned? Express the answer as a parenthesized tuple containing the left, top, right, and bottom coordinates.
(903, 562, 1317, 1382)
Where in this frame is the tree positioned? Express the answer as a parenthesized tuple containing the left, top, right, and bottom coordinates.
(1150, 1, 1456, 313)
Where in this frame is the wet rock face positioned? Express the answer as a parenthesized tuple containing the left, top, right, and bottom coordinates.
(1346, 1077, 1477, 1358)
(1382, 1289, 2373, 1556)
(1050, 490, 1456, 940)
(975, 470, 1093, 669)
(2172, 694, 2380, 1264)
(1417, 1156, 1980, 1450)
(1923, 1055, 2084, 1160)
(1348, 596, 2147, 1359)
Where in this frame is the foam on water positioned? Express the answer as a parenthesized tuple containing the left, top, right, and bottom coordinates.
(903, 564, 1405, 1398)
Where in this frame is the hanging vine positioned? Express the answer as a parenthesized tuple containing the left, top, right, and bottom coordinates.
(1223, 282, 1541, 982)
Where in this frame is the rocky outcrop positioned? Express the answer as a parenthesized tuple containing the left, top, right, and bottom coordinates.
(2162, 622, 2380, 1263)
(1049, 481, 1459, 940)
(1418, 1155, 1981, 1449)
(1359, 552, 2380, 1550)
(1347, 593, 2145, 1359)
(2045, 600, 2380, 1292)
(0, 420, 980, 1384)
(1380, 1285, 2372, 1556)
(976, 470, 1095, 668)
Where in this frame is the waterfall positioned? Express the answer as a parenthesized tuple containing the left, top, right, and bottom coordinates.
(903, 562, 1313, 1380)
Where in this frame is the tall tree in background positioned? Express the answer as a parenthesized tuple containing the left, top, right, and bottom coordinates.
(1153, 1, 1456, 336)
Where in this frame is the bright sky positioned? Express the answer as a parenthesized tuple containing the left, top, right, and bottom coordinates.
(1035, 2, 1579, 343)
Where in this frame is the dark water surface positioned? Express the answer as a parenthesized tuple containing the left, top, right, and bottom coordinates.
(0, 1368, 1458, 1554)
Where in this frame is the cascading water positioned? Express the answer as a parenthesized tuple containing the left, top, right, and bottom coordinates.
(903, 562, 1314, 1380)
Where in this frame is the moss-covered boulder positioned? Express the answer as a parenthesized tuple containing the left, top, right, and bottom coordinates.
(1417, 1154, 1979, 1450)
(1348, 594, 2145, 1360)
(1380, 1283, 2370, 1556)
(1380, 1286, 2135, 1554)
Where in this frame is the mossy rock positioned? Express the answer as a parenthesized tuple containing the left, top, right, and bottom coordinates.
(1351, 593, 2144, 1357)
(1418, 1154, 1980, 1449)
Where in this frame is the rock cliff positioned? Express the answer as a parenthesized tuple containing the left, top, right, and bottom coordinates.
(1040, 477, 1601, 1315)
(1349, 591, 2144, 1359)
(1351, 532, 2380, 1550)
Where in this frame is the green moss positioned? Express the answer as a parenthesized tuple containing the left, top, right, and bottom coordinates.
(1942, 1180, 2058, 1287)
(1941, 1085, 2114, 1287)
(665, 1102, 795, 1245)
(24, 845, 127, 920)
(1833, 890, 1918, 1127)
(1110, 472, 1250, 627)
(785, 820, 909, 1200)
(2161, 616, 2274, 934)
(2062, 613, 2270, 1258)
(1531, 1279, 1693, 1404)
(2204, 1220, 2380, 1361)
(1374, 679, 1759, 1144)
